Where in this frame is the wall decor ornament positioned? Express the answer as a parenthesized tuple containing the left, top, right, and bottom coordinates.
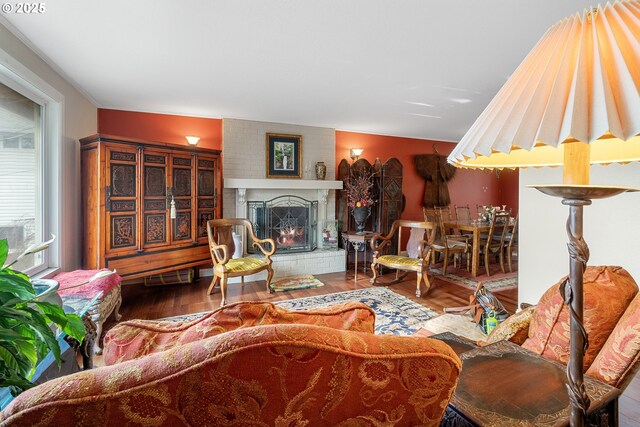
(266, 133, 302, 178)
(315, 162, 327, 180)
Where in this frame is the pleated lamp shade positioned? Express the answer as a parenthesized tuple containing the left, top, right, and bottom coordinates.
(448, 0, 640, 174)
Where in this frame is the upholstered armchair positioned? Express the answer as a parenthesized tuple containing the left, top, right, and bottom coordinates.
(1, 303, 462, 427)
(482, 266, 640, 392)
(370, 220, 436, 298)
(207, 218, 276, 306)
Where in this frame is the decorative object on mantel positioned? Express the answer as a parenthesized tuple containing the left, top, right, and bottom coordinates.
(315, 161, 326, 180)
(266, 133, 302, 179)
(345, 169, 375, 235)
(448, 2, 640, 425)
(414, 153, 456, 207)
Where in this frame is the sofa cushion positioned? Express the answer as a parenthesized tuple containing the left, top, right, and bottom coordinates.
(103, 300, 376, 365)
(586, 292, 640, 389)
(522, 266, 638, 369)
(482, 306, 534, 346)
(2, 324, 461, 427)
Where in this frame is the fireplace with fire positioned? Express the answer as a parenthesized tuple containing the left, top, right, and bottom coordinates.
(247, 196, 318, 253)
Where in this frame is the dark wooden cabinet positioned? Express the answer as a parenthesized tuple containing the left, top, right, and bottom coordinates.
(80, 134, 222, 280)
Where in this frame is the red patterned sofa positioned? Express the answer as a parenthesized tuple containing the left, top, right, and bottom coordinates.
(1, 302, 462, 427)
(483, 266, 640, 391)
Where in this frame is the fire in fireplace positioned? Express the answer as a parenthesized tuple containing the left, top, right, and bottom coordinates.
(248, 196, 318, 253)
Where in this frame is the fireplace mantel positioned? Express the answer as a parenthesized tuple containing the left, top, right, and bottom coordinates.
(225, 178, 342, 190)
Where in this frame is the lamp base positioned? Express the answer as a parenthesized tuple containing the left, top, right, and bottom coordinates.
(530, 183, 636, 427)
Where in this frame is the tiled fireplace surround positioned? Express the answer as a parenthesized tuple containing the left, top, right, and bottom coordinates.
(213, 118, 346, 282)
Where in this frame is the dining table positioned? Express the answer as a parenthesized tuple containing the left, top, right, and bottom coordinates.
(443, 219, 502, 277)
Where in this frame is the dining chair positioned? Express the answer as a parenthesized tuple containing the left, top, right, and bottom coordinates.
(505, 214, 519, 272)
(431, 209, 470, 274)
(480, 211, 510, 276)
(455, 204, 472, 222)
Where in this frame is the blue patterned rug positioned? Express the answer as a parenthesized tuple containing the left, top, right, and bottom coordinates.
(275, 287, 437, 336)
(165, 287, 437, 336)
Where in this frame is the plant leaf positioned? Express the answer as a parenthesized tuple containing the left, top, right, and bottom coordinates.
(34, 302, 86, 342)
(0, 272, 35, 299)
(0, 344, 20, 371)
(0, 363, 35, 396)
(21, 308, 61, 364)
(0, 239, 7, 267)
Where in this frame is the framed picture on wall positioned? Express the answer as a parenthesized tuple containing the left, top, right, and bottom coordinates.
(266, 133, 302, 178)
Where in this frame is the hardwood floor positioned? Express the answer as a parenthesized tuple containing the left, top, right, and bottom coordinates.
(108, 270, 639, 426)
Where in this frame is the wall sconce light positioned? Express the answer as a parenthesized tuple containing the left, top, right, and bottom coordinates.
(350, 148, 364, 161)
(185, 136, 200, 146)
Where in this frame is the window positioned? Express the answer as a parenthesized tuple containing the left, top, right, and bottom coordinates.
(0, 82, 45, 273)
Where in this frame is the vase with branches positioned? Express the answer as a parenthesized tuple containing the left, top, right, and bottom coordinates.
(346, 171, 376, 234)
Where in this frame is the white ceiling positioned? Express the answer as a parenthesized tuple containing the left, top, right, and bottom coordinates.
(2, 0, 597, 142)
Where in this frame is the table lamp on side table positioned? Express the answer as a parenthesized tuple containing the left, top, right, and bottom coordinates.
(448, 2, 640, 426)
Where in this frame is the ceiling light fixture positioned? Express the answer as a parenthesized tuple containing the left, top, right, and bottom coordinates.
(448, 2, 640, 425)
(185, 136, 200, 146)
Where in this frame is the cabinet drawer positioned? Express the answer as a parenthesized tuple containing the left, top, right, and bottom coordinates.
(106, 245, 211, 279)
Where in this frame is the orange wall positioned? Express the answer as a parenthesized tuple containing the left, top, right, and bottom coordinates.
(97, 109, 222, 150)
(335, 131, 518, 222)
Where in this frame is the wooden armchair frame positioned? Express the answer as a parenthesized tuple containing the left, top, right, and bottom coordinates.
(369, 220, 436, 297)
(206, 219, 276, 306)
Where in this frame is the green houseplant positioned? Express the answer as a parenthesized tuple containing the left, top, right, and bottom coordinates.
(0, 237, 85, 396)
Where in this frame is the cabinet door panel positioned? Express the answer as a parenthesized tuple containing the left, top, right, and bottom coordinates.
(111, 215, 136, 249)
(195, 156, 218, 240)
(110, 164, 136, 197)
(145, 213, 167, 244)
(106, 146, 139, 255)
(170, 154, 195, 243)
(142, 150, 170, 249)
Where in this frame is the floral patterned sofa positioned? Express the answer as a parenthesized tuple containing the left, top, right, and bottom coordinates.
(0, 302, 462, 427)
(483, 266, 640, 391)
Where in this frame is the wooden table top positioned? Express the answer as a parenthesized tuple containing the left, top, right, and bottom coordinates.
(448, 340, 621, 426)
(444, 219, 493, 232)
(341, 231, 376, 241)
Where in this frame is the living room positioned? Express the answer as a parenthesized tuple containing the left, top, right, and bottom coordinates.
(1, 1, 640, 426)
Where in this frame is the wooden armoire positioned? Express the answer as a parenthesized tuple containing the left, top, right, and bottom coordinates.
(80, 134, 222, 280)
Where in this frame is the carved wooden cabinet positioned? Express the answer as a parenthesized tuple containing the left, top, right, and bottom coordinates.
(80, 134, 222, 280)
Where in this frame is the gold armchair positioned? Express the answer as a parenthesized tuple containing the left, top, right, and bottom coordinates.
(370, 220, 436, 298)
(206, 218, 276, 306)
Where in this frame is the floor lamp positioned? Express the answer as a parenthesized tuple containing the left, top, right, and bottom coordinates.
(448, 2, 640, 426)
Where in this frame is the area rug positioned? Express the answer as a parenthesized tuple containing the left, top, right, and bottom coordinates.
(165, 287, 437, 336)
(270, 275, 324, 292)
(429, 263, 518, 292)
(276, 287, 437, 335)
